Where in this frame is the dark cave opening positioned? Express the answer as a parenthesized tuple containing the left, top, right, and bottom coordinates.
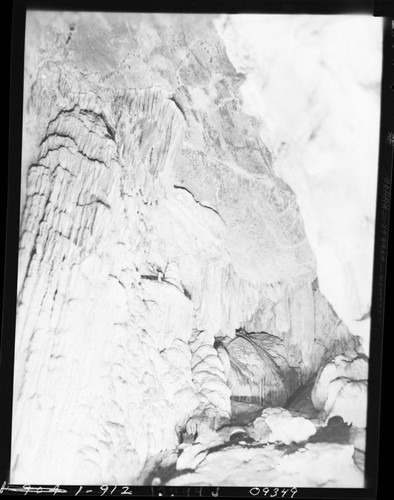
(214, 328, 288, 409)
(213, 327, 322, 421)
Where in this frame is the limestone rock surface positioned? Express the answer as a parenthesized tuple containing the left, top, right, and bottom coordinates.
(13, 11, 372, 485)
(166, 442, 364, 487)
(248, 407, 317, 445)
(311, 352, 368, 426)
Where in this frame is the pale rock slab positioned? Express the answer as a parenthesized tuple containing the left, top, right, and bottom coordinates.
(248, 407, 317, 445)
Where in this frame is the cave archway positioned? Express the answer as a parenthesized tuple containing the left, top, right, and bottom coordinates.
(214, 329, 290, 409)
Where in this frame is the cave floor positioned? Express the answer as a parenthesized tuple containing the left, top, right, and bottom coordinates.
(144, 402, 365, 488)
(164, 440, 365, 487)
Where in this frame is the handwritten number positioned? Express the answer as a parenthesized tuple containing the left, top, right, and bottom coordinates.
(0, 483, 300, 498)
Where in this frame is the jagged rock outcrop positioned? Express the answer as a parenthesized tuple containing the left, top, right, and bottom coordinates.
(13, 11, 363, 484)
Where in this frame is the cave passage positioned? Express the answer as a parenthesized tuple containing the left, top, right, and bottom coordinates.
(12, 11, 375, 488)
(214, 328, 295, 411)
(145, 327, 365, 487)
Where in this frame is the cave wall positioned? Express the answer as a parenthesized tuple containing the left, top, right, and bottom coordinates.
(215, 14, 382, 348)
(13, 12, 359, 484)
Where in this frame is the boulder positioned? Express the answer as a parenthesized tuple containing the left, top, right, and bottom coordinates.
(248, 407, 317, 445)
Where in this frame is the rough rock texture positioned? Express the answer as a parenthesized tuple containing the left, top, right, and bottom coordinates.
(311, 352, 368, 426)
(166, 442, 364, 487)
(248, 407, 317, 445)
(323, 379, 368, 428)
(218, 297, 358, 407)
(13, 12, 364, 484)
(215, 15, 382, 348)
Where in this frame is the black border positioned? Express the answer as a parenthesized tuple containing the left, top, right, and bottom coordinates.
(4, 0, 383, 15)
(1, 0, 25, 485)
(2, 1, 393, 498)
(365, 15, 393, 500)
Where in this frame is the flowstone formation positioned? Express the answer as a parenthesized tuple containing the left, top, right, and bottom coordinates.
(13, 12, 367, 486)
